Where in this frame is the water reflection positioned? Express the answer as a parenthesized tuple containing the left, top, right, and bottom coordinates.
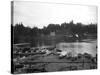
(35, 39, 97, 57)
(56, 39, 97, 57)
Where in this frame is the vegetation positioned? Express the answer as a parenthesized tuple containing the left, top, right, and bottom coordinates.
(12, 21, 97, 46)
(12, 21, 97, 74)
(13, 46, 97, 73)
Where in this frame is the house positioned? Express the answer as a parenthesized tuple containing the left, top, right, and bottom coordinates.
(50, 32, 55, 36)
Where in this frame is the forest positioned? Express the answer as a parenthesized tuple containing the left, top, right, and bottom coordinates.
(12, 21, 97, 46)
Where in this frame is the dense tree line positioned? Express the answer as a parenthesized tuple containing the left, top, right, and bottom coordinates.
(12, 21, 97, 45)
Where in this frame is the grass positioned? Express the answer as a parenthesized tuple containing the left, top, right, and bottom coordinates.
(13, 53, 97, 73)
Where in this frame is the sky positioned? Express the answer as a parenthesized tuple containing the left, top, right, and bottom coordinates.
(13, 1, 97, 28)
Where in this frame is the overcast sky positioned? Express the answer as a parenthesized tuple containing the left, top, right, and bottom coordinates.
(13, 1, 97, 28)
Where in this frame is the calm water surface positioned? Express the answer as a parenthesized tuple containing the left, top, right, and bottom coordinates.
(35, 39, 97, 57)
(56, 39, 97, 57)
